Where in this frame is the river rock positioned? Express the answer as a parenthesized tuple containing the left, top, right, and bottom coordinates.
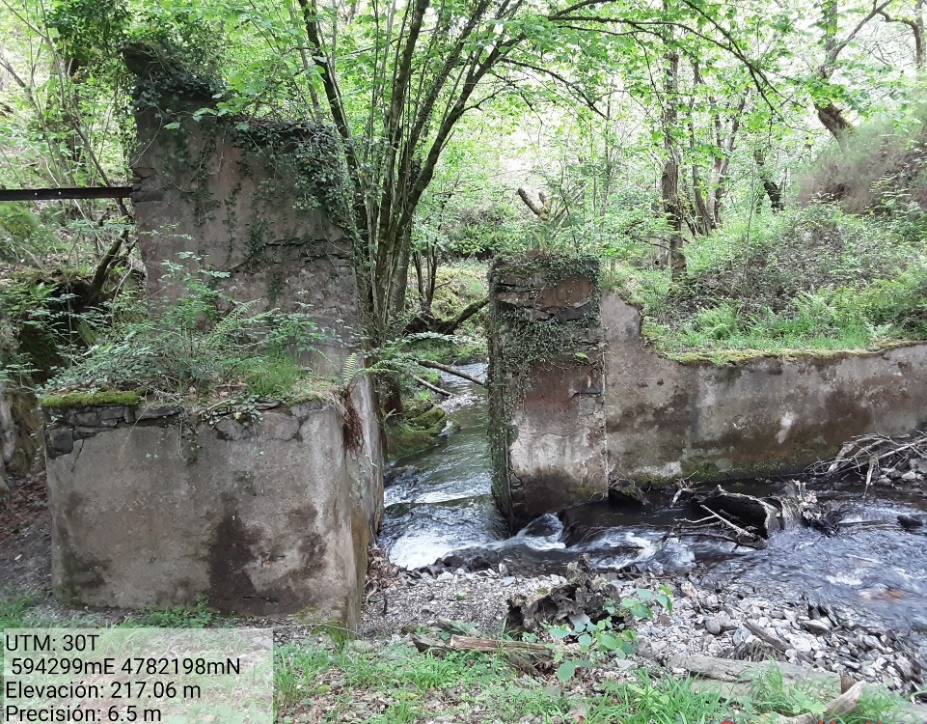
(896, 656, 916, 679)
(705, 617, 723, 635)
(732, 626, 752, 647)
(801, 619, 832, 635)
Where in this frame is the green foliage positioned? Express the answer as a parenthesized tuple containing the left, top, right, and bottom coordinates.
(127, 2, 227, 75)
(617, 205, 927, 354)
(47, 0, 130, 72)
(798, 105, 927, 217)
(271, 634, 903, 723)
(137, 597, 223, 628)
(747, 666, 905, 724)
(237, 121, 356, 232)
(0, 592, 38, 630)
(0, 205, 57, 263)
(43, 254, 327, 400)
(548, 588, 672, 683)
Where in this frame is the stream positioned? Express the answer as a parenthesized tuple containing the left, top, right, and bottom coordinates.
(379, 363, 927, 635)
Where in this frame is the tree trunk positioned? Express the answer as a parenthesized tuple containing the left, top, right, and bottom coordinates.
(914, 0, 926, 69)
(661, 12, 686, 278)
(753, 149, 785, 212)
(815, 101, 853, 140)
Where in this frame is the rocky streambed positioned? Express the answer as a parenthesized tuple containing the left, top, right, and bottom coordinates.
(361, 557, 926, 699)
(376, 364, 927, 701)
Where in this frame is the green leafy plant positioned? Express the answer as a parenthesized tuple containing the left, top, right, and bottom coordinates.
(43, 254, 328, 400)
(548, 586, 673, 682)
(138, 597, 223, 628)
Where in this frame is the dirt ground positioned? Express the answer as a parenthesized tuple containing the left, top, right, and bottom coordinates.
(0, 473, 51, 594)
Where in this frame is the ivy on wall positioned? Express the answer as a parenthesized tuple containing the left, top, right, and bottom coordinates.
(487, 253, 603, 523)
(126, 44, 357, 271)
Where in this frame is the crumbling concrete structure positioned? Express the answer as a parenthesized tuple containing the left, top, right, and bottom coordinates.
(44, 66, 382, 627)
(490, 257, 927, 526)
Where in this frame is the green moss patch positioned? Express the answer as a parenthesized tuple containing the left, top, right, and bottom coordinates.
(386, 402, 447, 460)
(40, 390, 143, 409)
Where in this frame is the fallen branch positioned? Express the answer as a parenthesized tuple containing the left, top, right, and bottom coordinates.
(784, 681, 864, 724)
(411, 634, 553, 664)
(742, 621, 811, 662)
(450, 635, 552, 657)
(699, 504, 764, 545)
(814, 431, 927, 477)
(661, 654, 840, 691)
(404, 298, 489, 336)
(412, 374, 452, 397)
(414, 359, 485, 387)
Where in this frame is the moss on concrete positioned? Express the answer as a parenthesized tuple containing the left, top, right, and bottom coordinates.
(664, 341, 918, 367)
(41, 390, 143, 410)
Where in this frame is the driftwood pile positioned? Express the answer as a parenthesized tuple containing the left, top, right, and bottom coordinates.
(670, 481, 829, 548)
(506, 558, 623, 634)
(810, 430, 927, 481)
(412, 559, 628, 671)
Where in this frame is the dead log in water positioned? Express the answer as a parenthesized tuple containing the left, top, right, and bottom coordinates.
(671, 482, 826, 547)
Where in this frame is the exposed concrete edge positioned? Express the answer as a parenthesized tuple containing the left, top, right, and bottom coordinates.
(606, 291, 927, 366)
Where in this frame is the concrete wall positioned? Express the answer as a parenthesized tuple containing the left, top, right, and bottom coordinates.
(45, 381, 382, 627)
(131, 88, 360, 372)
(603, 294, 927, 482)
(489, 259, 927, 524)
(489, 259, 608, 525)
(41, 73, 384, 626)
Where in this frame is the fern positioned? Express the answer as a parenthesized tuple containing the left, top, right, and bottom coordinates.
(43, 255, 329, 399)
(340, 352, 359, 387)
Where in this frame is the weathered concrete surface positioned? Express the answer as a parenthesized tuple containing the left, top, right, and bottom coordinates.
(1, 383, 42, 477)
(130, 89, 360, 373)
(45, 381, 382, 627)
(602, 294, 927, 482)
(489, 259, 607, 526)
(489, 259, 927, 521)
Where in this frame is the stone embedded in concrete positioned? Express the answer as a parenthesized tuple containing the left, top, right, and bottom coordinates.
(45, 379, 383, 628)
(135, 404, 183, 420)
(255, 410, 300, 441)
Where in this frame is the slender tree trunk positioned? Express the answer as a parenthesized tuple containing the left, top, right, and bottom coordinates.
(914, 0, 926, 68)
(754, 149, 784, 212)
(816, 0, 855, 142)
(660, 11, 686, 279)
(815, 101, 853, 139)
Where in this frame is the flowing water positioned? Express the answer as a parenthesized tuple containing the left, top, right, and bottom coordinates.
(378, 364, 927, 633)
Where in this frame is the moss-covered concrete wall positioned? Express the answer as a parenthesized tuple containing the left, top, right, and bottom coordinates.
(40, 63, 385, 625)
(489, 257, 608, 526)
(489, 258, 927, 525)
(602, 294, 927, 483)
(130, 70, 361, 373)
(44, 379, 382, 628)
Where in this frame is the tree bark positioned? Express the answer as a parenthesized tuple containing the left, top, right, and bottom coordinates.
(660, 10, 686, 278)
(753, 149, 784, 212)
(815, 101, 854, 139)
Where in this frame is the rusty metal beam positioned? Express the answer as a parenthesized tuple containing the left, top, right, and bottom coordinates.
(0, 186, 133, 202)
